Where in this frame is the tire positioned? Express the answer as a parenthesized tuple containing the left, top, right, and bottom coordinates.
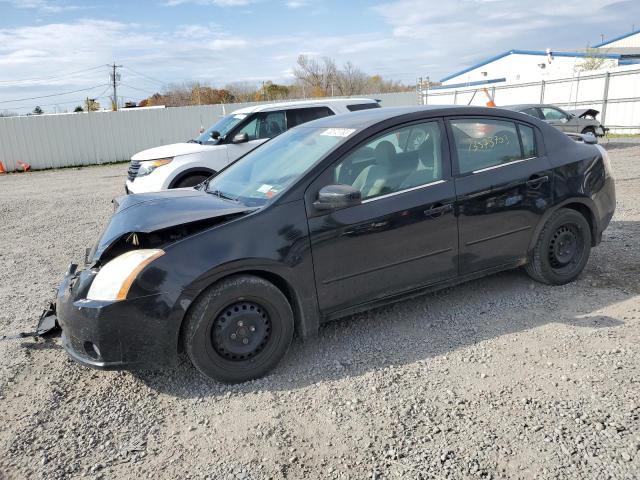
(525, 208, 592, 285)
(173, 173, 210, 189)
(183, 275, 294, 383)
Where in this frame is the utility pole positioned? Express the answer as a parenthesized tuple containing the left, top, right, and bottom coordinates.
(110, 63, 122, 111)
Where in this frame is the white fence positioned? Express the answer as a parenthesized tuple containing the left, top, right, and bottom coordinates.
(423, 66, 640, 134)
(0, 92, 417, 172)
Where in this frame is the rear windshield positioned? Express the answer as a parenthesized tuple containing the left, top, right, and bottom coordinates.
(346, 103, 380, 112)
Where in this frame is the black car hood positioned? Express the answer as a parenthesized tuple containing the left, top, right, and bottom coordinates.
(567, 108, 599, 119)
(91, 188, 256, 262)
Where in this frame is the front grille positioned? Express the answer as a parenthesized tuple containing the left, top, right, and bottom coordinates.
(127, 160, 141, 181)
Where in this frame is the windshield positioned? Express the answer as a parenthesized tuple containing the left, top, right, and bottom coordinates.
(205, 126, 355, 206)
(194, 113, 248, 144)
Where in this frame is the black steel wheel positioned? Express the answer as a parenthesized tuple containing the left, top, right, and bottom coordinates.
(526, 208, 591, 285)
(211, 301, 272, 361)
(183, 275, 294, 383)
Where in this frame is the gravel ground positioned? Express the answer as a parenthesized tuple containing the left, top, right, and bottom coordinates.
(0, 143, 639, 480)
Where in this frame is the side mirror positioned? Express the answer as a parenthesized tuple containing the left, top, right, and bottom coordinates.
(582, 132, 597, 144)
(232, 132, 249, 144)
(313, 184, 361, 211)
(210, 130, 220, 140)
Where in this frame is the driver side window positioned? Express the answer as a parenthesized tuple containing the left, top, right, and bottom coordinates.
(237, 111, 286, 140)
(334, 121, 443, 201)
(541, 107, 568, 122)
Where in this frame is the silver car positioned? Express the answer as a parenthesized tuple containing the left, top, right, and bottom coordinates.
(504, 104, 607, 138)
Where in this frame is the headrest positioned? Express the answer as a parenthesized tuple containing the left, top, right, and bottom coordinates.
(374, 140, 396, 166)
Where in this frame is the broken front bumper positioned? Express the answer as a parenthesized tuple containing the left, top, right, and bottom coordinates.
(55, 265, 180, 370)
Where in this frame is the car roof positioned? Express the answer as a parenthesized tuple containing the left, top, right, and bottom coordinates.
(503, 104, 561, 110)
(232, 98, 378, 114)
(297, 105, 525, 129)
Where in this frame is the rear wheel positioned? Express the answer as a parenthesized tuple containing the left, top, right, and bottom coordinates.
(173, 173, 210, 189)
(183, 275, 294, 383)
(525, 209, 591, 285)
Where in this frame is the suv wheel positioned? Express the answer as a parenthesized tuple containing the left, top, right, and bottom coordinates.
(183, 275, 294, 383)
(525, 208, 591, 285)
(173, 173, 210, 188)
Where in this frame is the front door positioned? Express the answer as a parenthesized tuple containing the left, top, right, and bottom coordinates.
(307, 119, 458, 315)
(448, 117, 554, 274)
(540, 107, 575, 133)
(226, 110, 286, 163)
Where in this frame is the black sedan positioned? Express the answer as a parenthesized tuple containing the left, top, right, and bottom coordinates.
(53, 106, 616, 383)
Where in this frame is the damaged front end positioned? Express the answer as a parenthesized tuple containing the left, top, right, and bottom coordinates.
(38, 188, 257, 368)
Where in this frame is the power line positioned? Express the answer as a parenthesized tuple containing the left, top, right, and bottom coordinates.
(0, 84, 110, 105)
(119, 83, 158, 95)
(121, 66, 166, 86)
(0, 65, 107, 86)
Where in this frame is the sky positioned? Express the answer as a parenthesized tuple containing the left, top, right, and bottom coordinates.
(0, 0, 638, 113)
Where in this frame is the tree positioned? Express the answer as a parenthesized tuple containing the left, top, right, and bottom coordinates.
(85, 98, 101, 112)
(294, 54, 337, 97)
(335, 61, 368, 96)
(74, 105, 84, 113)
(33, 106, 43, 115)
(576, 48, 617, 72)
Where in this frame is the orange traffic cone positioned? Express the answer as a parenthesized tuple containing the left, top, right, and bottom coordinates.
(0, 162, 6, 174)
(17, 161, 30, 172)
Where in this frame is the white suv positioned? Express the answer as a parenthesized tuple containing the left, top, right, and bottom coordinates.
(125, 98, 380, 194)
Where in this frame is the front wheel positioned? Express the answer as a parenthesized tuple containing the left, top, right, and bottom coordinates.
(173, 173, 211, 189)
(183, 275, 294, 383)
(525, 209, 592, 285)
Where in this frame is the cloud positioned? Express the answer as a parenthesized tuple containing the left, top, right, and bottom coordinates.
(285, 0, 308, 7)
(164, 0, 254, 6)
(1, 0, 79, 12)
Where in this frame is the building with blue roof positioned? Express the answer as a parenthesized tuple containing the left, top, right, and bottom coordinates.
(440, 29, 640, 88)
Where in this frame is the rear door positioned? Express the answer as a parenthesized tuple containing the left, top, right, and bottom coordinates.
(307, 119, 458, 314)
(448, 117, 553, 274)
(286, 106, 335, 130)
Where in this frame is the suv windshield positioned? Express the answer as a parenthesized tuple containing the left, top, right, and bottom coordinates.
(205, 126, 354, 206)
(194, 113, 248, 144)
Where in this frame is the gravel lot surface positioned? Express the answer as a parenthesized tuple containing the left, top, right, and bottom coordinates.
(1, 142, 639, 480)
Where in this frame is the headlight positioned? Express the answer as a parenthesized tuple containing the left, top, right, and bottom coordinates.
(87, 249, 164, 301)
(137, 157, 173, 177)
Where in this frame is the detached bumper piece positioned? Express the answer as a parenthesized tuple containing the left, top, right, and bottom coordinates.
(0, 303, 60, 342)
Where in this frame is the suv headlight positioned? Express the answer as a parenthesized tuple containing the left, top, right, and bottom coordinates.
(87, 249, 164, 301)
(137, 157, 173, 177)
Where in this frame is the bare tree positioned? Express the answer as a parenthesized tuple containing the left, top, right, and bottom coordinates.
(335, 61, 368, 96)
(294, 55, 337, 96)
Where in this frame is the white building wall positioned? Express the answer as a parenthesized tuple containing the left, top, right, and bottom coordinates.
(443, 52, 617, 86)
(597, 31, 640, 48)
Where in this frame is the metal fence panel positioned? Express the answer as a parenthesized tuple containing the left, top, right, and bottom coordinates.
(0, 93, 417, 172)
(423, 67, 640, 134)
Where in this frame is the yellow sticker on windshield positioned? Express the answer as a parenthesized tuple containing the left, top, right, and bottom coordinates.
(321, 128, 356, 137)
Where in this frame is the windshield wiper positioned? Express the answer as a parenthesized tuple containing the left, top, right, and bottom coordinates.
(208, 189, 239, 202)
(187, 139, 201, 144)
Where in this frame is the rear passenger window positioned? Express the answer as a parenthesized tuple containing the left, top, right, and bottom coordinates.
(286, 107, 334, 129)
(346, 103, 381, 112)
(519, 124, 536, 158)
(450, 119, 531, 174)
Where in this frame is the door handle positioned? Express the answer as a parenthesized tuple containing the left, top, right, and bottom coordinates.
(424, 203, 453, 218)
(526, 175, 549, 189)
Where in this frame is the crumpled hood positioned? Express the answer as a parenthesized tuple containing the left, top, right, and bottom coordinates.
(91, 188, 255, 262)
(131, 142, 216, 161)
(567, 108, 600, 119)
